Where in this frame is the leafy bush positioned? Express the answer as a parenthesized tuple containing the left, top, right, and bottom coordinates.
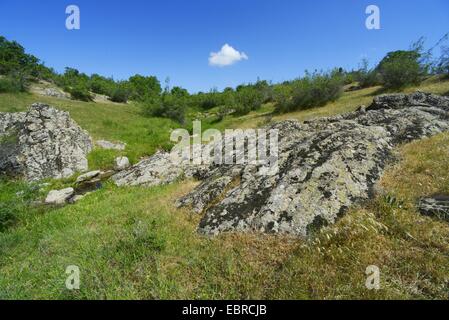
(233, 86, 264, 115)
(68, 84, 92, 102)
(377, 50, 423, 89)
(128, 75, 161, 101)
(253, 79, 274, 103)
(89, 74, 116, 95)
(109, 85, 129, 103)
(358, 69, 380, 88)
(275, 70, 344, 113)
(0, 76, 26, 93)
(355, 59, 381, 88)
(198, 90, 223, 110)
(0, 36, 53, 79)
(143, 94, 186, 124)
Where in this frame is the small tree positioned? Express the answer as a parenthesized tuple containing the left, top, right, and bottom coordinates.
(128, 74, 161, 101)
(234, 86, 264, 115)
(377, 50, 423, 89)
(0, 75, 27, 93)
(143, 93, 186, 124)
(68, 83, 92, 101)
(356, 59, 380, 88)
(109, 85, 129, 103)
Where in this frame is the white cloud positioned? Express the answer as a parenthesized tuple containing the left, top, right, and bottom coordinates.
(209, 44, 248, 67)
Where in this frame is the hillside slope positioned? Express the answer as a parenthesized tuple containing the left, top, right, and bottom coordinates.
(0, 79, 448, 299)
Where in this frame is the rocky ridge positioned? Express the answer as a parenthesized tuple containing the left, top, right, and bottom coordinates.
(175, 92, 449, 236)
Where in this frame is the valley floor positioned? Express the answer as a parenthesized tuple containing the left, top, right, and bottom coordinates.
(0, 78, 448, 299)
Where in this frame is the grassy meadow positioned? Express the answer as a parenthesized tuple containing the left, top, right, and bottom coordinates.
(0, 78, 448, 299)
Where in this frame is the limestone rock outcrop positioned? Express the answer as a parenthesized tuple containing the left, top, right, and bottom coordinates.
(418, 195, 449, 222)
(109, 92, 449, 237)
(178, 92, 449, 236)
(45, 188, 75, 205)
(0, 103, 93, 181)
(112, 151, 190, 187)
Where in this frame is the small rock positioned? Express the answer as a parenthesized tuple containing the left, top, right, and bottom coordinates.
(418, 196, 449, 222)
(96, 140, 126, 151)
(114, 156, 130, 171)
(356, 105, 367, 113)
(76, 170, 101, 183)
(45, 188, 74, 205)
(99, 170, 115, 180)
(44, 88, 69, 99)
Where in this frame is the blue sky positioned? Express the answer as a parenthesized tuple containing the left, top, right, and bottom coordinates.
(0, 0, 448, 92)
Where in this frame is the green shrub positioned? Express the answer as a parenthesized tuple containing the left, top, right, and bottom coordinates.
(199, 90, 222, 110)
(68, 84, 92, 101)
(0, 75, 27, 93)
(109, 86, 129, 103)
(128, 74, 162, 101)
(143, 94, 186, 124)
(353, 59, 381, 88)
(358, 70, 380, 88)
(233, 87, 264, 116)
(254, 79, 274, 103)
(377, 50, 423, 90)
(275, 71, 344, 113)
(89, 74, 116, 95)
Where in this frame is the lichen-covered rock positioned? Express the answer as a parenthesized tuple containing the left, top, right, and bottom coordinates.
(0, 103, 93, 181)
(112, 151, 187, 187)
(178, 92, 449, 237)
(76, 170, 101, 183)
(45, 188, 75, 205)
(114, 156, 130, 171)
(418, 196, 449, 222)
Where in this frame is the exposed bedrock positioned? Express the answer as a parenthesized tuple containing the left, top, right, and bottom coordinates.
(110, 92, 449, 236)
(176, 92, 449, 236)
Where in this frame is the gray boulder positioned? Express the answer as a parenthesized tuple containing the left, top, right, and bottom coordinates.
(76, 170, 101, 183)
(112, 151, 188, 187)
(114, 156, 130, 171)
(45, 188, 75, 205)
(44, 88, 69, 99)
(418, 196, 449, 222)
(0, 103, 93, 181)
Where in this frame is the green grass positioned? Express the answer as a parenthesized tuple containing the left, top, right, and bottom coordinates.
(0, 79, 449, 299)
(1, 132, 448, 299)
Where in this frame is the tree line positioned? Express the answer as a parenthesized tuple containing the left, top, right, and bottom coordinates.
(1, 35, 448, 124)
